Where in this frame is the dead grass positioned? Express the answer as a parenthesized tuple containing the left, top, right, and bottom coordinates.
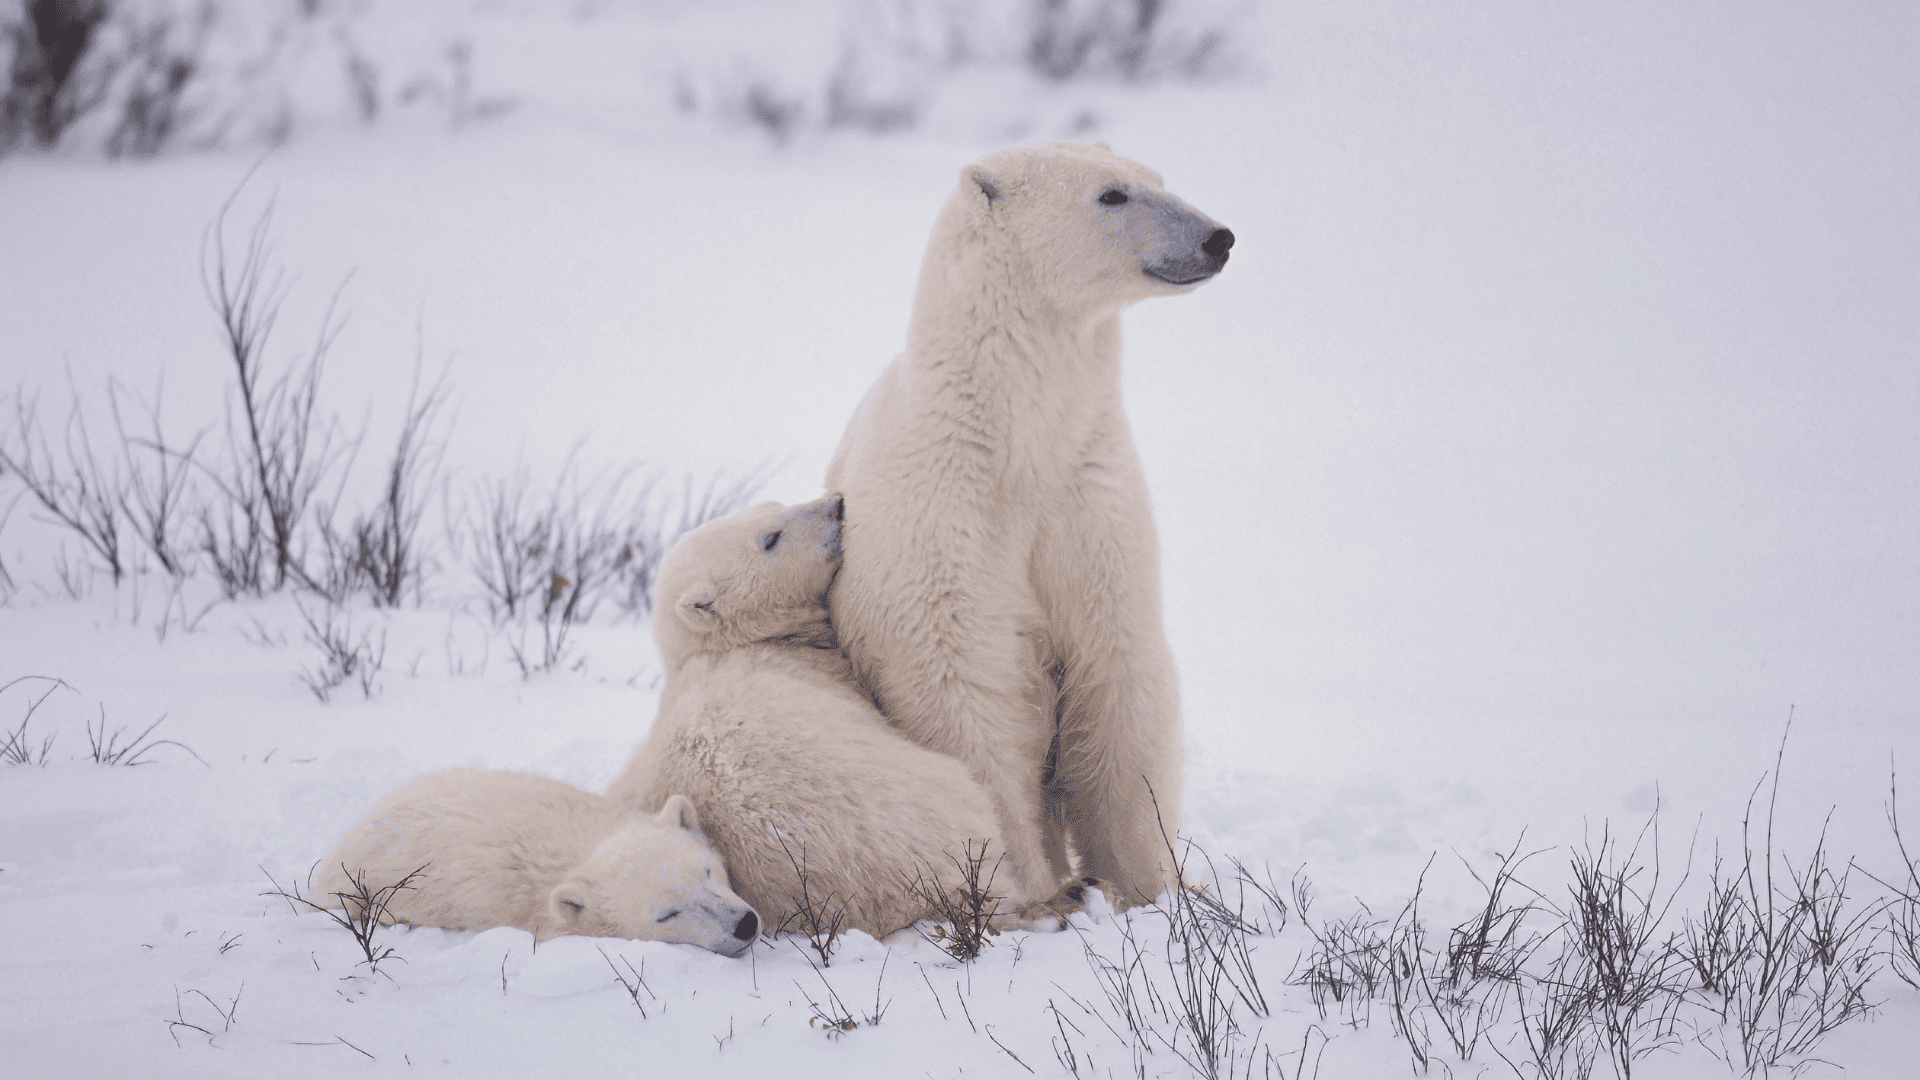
(261, 863, 426, 977)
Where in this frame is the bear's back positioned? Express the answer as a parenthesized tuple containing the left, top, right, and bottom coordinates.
(316, 768, 621, 932)
(613, 647, 1003, 934)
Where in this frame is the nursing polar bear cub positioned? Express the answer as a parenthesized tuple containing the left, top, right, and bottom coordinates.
(608, 497, 1094, 937)
(315, 769, 759, 954)
(825, 142, 1233, 906)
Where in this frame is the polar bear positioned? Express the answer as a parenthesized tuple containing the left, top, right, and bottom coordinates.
(314, 769, 759, 955)
(823, 142, 1232, 907)
(607, 496, 1096, 937)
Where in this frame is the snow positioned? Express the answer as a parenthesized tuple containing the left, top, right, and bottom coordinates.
(3, 1, 1918, 1077)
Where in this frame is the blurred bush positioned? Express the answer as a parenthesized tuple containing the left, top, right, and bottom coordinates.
(0, 0, 1250, 158)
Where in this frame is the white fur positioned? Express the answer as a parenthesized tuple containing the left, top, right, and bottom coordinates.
(315, 769, 759, 954)
(824, 142, 1230, 905)
(608, 498, 1040, 937)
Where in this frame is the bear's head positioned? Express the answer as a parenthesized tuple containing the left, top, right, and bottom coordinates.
(651, 496, 844, 670)
(934, 141, 1233, 320)
(546, 794, 760, 955)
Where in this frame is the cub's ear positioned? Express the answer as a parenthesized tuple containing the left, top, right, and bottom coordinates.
(548, 881, 589, 931)
(964, 165, 1001, 207)
(658, 793, 703, 834)
(1089, 140, 1113, 152)
(674, 584, 719, 632)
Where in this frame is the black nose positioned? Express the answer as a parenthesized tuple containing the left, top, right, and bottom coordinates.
(825, 496, 844, 522)
(1202, 228, 1235, 260)
(733, 910, 759, 941)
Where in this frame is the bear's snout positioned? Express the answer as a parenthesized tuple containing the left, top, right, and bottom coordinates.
(781, 495, 845, 560)
(1202, 228, 1234, 266)
(733, 909, 759, 941)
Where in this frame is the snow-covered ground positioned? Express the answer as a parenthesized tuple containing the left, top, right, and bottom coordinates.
(3, 1, 1917, 1076)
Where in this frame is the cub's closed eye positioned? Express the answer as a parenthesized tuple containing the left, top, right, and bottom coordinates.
(656, 910, 681, 923)
(760, 529, 782, 552)
(1099, 189, 1128, 206)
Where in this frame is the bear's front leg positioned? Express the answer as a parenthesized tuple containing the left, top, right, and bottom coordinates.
(894, 650, 1062, 904)
(1039, 442, 1187, 908)
(835, 578, 1065, 902)
(1050, 658, 1184, 907)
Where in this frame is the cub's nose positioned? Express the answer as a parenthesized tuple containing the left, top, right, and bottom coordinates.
(1202, 228, 1235, 261)
(733, 910, 760, 941)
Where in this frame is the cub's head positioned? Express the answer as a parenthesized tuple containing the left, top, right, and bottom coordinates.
(651, 495, 843, 670)
(545, 794, 760, 956)
(937, 141, 1233, 319)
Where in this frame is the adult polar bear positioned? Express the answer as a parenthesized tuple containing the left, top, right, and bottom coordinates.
(825, 142, 1232, 907)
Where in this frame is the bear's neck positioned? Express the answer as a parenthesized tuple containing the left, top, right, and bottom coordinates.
(905, 248, 1126, 417)
(670, 635, 853, 686)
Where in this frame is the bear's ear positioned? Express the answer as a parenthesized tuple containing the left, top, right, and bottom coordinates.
(658, 793, 703, 834)
(548, 881, 589, 930)
(674, 584, 719, 633)
(964, 165, 1001, 207)
(1089, 140, 1113, 152)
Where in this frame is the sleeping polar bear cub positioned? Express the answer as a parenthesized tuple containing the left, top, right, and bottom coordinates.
(607, 497, 1096, 937)
(315, 768, 759, 954)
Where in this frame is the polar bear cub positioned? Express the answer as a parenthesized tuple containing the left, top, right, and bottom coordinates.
(608, 497, 1091, 937)
(315, 768, 760, 954)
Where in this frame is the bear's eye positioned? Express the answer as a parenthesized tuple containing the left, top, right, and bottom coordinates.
(759, 529, 782, 552)
(656, 909, 681, 923)
(1099, 189, 1128, 206)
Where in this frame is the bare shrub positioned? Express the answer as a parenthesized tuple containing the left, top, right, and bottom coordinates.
(465, 463, 547, 623)
(1225, 855, 1292, 937)
(1446, 838, 1549, 985)
(682, 0, 1243, 146)
(1872, 769, 1920, 990)
(794, 948, 860, 1037)
(466, 459, 760, 675)
(1291, 897, 1393, 1027)
(261, 862, 424, 976)
(1382, 849, 1553, 1072)
(1, 674, 71, 765)
(792, 950, 887, 1040)
(335, 25, 378, 123)
(108, 377, 205, 578)
(609, 469, 763, 619)
(1060, 805, 1287, 1080)
(198, 189, 358, 598)
(600, 946, 657, 1019)
(317, 361, 451, 608)
(909, 839, 1007, 962)
(1558, 816, 1692, 1078)
(771, 827, 847, 967)
(105, 0, 215, 158)
(397, 37, 513, 130)
(0, 0, 115, 154)
(1676, 730, 1883, 1076)
(1146, 806, 1274, 1079)
(1499, 944, 1601, 1080)
(0, 494, 17, 605)
(86, 705, 206, 765)
(294, 598, 385, 702)
(1, 381, 131, 583)
(1722, 820, 1881, 1075)
(164, 982, 241, 1047)
(507, 470, 635, 676)
(1028, 0, 1230, 82)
